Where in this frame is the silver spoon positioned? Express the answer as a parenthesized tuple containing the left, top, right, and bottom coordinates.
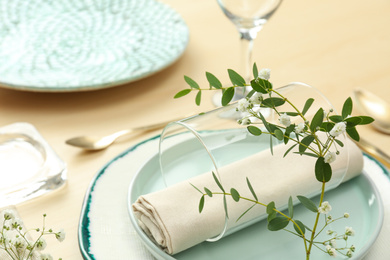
(66, 118, 180, 150)
(353, 88, 390, 134)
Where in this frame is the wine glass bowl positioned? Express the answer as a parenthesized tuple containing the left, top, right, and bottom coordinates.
(216, 0, 282, 84)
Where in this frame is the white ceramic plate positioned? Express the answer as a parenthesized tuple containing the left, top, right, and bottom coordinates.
(0, 0, 188, 92)
(79, 134, 385, 260)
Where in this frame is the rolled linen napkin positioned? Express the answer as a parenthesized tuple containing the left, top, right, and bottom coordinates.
(132, 138, 363, 255)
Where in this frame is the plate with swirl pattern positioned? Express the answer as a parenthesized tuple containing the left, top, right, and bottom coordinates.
(0, 0, 189, 92)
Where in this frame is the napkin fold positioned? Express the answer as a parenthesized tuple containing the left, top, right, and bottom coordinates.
(132, 139, 363, 255)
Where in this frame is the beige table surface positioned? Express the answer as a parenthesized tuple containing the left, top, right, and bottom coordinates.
(1, 0, 390, 259)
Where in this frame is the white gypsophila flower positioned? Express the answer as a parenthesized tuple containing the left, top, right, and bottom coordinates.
(329, 122, 346, 137)
(238, 118, 251, 125)
(318, 201, 332, 214)
(12, 236, 27, 251)
(40, 253, 53, 260)
(346, 249, 353, 258)
(2, 209, 16, 221)
(55, 229, 66, 242)
(279, 113, 291, 127)
(10, 218, 23, 230)
(236, 98, 252, 112)
(326, 230, 334, 235)
(345, 226, 355, 236)
(258, 68, 271, 80)
(36, 238, 47, 251)
(324, 152, 337, 164)
(295, 122, 305, 133)
(344, 213, 350, 218)
(249, 92, 263, 105)
(350, 245, 356, 252)
(330, 239, 337, 248)
(326, 245, 337, 257)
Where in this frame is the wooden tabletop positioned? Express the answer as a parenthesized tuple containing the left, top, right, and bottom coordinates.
(1, 0, 389, 259)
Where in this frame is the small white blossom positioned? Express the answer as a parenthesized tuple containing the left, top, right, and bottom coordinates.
(330, 239, 337, 248)
(330, 122, 346, 137)
(346, 249, 353, 258)
(345, 226, 355, 236)
(258, 68, 271, 80)
(295, 122, 305, 133)
(324, 152, 337, 164)
(36, 238, 47, 251)
(12, 236, 27, 251)
(249, 92, 263, 105)
(55, 229, 66, 242)
(279, 113, 291, 127)
(2, 209, 15, 221)
(10, 218, 23, 230)
(236, 98, 252, 112)
(40, 254, 53, 260)
(344, 213, 350, 218)
(238, 118, 251, 125)
(326, 230, 334, 235)
(326, 245, 337, 257)
(318, 201, 332, 214)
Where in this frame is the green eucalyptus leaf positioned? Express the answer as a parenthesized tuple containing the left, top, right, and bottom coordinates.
(190, 183, 203, 194)
(259, 112, 272, 132)
(334, 139, 344, 147)
(299, 135, 315, 154)
(199, 196, 205, 213)
(212, 171, 225, 192)
(297, 195, 318, 213)
(288, 196, 294, 218)
(284, 112, 299, 116)
(274, 129, 284, 140)
(195, 91, 202, 106)
(257, 78, 273, 91)
(342, 97, 353, 119)
(247, 126, 262, 136)
(329, 115, 343, 123)
(310, 108, 324, 132)
(246, 177, 258, 201)
(223, 195, 229, 218)
(246, 89, 256, 98)
(293, 220, 306, 235)
(237, 204, 256, 222)
(346, 126, 360, 141)
(321, 122, 335, 132)
(267, 211, 277, 222)
(253, 63, 259, 78)
(174, 89, 191, 99)
(221, 87, 235, 106)
(204, 187, 213, 197)
(250, 79, 268, 94)
(230, 188, 240, 202)
(262, 97, 285, 108)
(205, 72, 222, 89)
(345, 116, 362, 127)
(302, 98, 314, 116)
(228, 69, 246, 86)
(315, 157, 332, 182)
(266, 201, 275, 214)
(184, 75, 199, 89)
(358, 116, 375, 125)
(268, 216, 289, 231)
(283, 143, 298, 158)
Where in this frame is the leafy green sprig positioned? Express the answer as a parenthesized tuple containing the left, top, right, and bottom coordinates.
(175, 64, 374, 259)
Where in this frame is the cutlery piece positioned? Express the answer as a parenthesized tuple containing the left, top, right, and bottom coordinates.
(353, 88, 390, 134)
(66, 118, 180, 150)
(354, 138, 390, 169)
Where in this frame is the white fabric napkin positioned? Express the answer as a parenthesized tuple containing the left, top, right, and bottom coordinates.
(132, 139, 363, 255)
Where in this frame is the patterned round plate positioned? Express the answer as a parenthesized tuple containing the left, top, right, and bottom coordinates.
(0, 0, 189, 92)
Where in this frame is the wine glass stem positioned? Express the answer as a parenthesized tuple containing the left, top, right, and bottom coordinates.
(239, 28, 262, 82)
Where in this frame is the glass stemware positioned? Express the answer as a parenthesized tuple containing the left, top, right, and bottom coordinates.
(217, 0, 282, 97)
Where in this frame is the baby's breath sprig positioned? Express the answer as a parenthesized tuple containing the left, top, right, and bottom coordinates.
(176, 63, 374, 259)
(0, 209, 65, 260)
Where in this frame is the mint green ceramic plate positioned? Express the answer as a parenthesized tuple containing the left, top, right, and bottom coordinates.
(0, 0, 188, 92)
(79, 134, 384, 260)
